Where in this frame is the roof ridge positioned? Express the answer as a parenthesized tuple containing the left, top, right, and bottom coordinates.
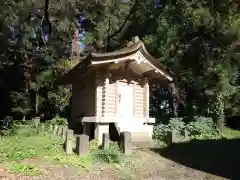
(90, 37, 144, 57)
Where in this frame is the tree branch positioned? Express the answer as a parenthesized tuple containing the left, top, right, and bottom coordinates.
(43, 0, 52, 36)
(107, 0, 138, 41)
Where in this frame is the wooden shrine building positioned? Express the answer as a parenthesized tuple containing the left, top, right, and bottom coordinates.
(65, 37, 173, 144)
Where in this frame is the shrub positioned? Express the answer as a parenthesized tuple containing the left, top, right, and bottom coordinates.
(0, 117, 17, 136)
(47, 115, 68, 126)
(153, 116, 220, 141)
(92, 142, 123, 163)
(90, 139, 99, 150)
(153, 118, 185, 140)
(185, 116, 219, 138)
(10, 163, 42, 176)
(49, 154, 92, 169)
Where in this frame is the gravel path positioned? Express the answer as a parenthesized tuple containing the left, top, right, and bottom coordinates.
(0, 149, 228, 180)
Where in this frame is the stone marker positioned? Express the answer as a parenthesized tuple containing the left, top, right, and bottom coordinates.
(49, 124, 53, 133)
(57, 126, 63, 136)
(40, 123, 45, 132)
(61, 126, 67, 141)
(53, 125, 58, 135)
(184, 129, 188, 139)
(102, 133, 110, 150)
(33, 117, 40, 128)
(167, 130, 177, 145)
(119, 131, 132, 155)
(65, 129, 74, 154)
(76, 134, 89, 156)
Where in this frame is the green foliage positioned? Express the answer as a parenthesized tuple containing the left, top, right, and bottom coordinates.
(210, 93, 225, 130)
(222, 127, 240, 139)
(185, 117, 219, 138)
(0, 126, 62, 163)
(47, 86, 71, 116)
(10, 92, 32, 119)
(48, 115, 68, 126)
(49, 154, 92, 169)
(92, 142, 123, 164)
(0, 125, 93, 170)
(0, 117, 17, 136)
(90, 139, 100, 150)
(145, 0, 240, 119)
(1, 0, 240, 136)
(153, 116, 220, 141)
(10, 163, 42, 176)
(153, 118, 185, 140)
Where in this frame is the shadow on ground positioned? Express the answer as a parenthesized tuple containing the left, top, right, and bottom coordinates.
(151, 138, 240, 180)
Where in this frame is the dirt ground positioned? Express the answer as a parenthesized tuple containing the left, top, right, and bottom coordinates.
(0, 149, 227, 180)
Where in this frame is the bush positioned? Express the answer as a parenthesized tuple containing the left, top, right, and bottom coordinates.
(153, 118, 185, 140)
(47, 115, 68, 126)
(185, 116, 219, 138)
(92, 142, 123, 164)
(90, 139, 99, 150)
(0, 117, 17, 136)
(153, 116, 219, 141)
(10, 163, 42, 176)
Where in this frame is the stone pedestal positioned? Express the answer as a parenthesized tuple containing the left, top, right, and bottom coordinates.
(65, 129, 74, 154)
(184, 129, 188, 139)
(61, 127, 68, 141)
(76, 134, 89, 156)
(53, 125, 58, 135)
(49, 124, 54, 133)
(102, 133, 110, 149)
(57, 126, 63, 136)
(40, 123, 45, 132)
(167, 130, 177, 145)
(33, 117, 40, 128)
(119, 131, 132, 155)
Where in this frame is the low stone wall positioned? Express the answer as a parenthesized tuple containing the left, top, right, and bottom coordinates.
(37, 123, 133, 156)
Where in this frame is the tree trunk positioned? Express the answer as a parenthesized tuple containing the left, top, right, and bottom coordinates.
(35, 91, 39, 116)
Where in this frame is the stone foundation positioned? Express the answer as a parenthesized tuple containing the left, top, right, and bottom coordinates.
(77, 116, 155, 145)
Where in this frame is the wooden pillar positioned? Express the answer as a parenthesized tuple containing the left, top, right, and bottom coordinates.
(102, 76, 109, 117)
(95, 78, 102, 117)
(143, 77, 149, 118)
(133, 83, 136, 117)
(115, 81, 120, 115)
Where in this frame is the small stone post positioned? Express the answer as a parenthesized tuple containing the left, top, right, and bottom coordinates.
(57, 126, 63, 136)
(33, 117, 40, 128)
(49, 124, 53, 133)
(167, 130, 177, 145)
(65, 129, 74, 154)
(184, 129, 188, 139)
(76, 134, 89, 156)
(37, 123, 44, 134)
(119, 131, 132, 155)
(102, 133, 110, 150)
(40, 123, 45, 133)
(61, 126, 67, 141)
(53, 125, 58, 135)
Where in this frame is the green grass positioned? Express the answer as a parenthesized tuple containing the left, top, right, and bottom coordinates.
(222, 127, 240, 139)
(0, 124, 125, 176)
(10, 163, 42, 176)
(0, 125, 93, 173)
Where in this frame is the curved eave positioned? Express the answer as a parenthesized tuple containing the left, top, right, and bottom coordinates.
(89, 41, 173, 82)
(91, 41, 142, 58)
